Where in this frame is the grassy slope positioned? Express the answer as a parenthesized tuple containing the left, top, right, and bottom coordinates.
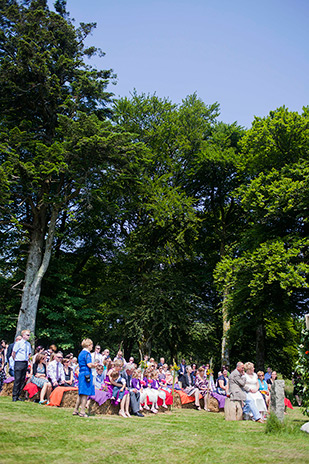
(0, 398, 308, 464)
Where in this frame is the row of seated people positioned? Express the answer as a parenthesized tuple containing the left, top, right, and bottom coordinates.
(23, 351, 227, 412)
(92, 361, 278, 419)
(4, 340, 280, 418)
(23, 352, 77, 404)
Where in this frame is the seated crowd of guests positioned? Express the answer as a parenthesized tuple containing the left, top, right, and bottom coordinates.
(0, 338, 287, 420)
(0, 331, 292, 420)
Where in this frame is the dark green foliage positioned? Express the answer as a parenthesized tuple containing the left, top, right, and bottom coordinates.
(0, 2, 307, 373)
(265, 412, 299, 435)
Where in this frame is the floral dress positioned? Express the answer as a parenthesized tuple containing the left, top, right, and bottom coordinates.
(194, 375, 209, 397)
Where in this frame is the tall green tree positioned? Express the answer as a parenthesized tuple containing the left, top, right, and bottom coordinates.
(0, 0, 123, 334)
(215, 107, 309, 370)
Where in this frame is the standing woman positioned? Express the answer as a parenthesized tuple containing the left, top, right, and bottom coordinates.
(73, 339, 97, 417)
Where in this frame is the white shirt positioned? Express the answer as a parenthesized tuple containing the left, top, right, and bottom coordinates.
(47, 360, 65, 384)
(91, 351, 103, 365)
(12, 339, 31, 362)
(9, 355, 15, 371)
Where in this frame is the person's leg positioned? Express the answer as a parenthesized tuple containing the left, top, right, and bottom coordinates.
(130, 391, 139, 414)
(80, 395, 88, 415)
(125, 394, 131, 417)
(244, 397, 262, 421)
(193, 389, 201, 409)
(46, 383, 52, 400)
(73, 394, 81, 414)
(158, 390, 167, 408)
(151, 392, 159, 412)
(12, 361, 27, 400)
(0, 371, 5, 392)
(140, 389, 149, 410)
(119, 396, 127, 417)
(40, 382, 48, 402)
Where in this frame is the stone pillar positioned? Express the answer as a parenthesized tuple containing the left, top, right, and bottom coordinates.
(224, 397, 243, 421)
(270, 379, 285, 422)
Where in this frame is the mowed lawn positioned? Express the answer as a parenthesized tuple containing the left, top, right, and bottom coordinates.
(0, 397, 308, 464)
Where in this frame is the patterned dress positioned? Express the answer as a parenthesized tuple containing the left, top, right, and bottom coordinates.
(31, 364, 49, 388)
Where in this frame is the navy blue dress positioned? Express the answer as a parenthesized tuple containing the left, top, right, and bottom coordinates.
(78, 349, 95, 396)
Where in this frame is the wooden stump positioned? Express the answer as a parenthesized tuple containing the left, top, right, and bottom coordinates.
(224, 398, 243, 421)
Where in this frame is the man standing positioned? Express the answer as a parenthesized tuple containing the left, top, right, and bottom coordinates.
(228, 361, 263, 423)
(178, 359, 186, 386)
(121, 366, 144, 417)
(12, 330, 31, 402)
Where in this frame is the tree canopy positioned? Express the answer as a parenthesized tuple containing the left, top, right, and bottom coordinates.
(0, 1, 308, 375)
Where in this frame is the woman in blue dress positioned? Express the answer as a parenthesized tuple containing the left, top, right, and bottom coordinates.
(73, 339, 98, 417)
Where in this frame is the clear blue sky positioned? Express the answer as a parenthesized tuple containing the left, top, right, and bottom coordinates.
(58, 0, 308, 128)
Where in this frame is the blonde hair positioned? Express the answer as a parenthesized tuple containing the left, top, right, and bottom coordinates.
(244, 362, 254, 371)
(21, 330, 30, 336)
(132, 369, 141, 379)
(81, 338, 93, 349)
(114, 359, 124, 368)
(257, 371, 264, 377)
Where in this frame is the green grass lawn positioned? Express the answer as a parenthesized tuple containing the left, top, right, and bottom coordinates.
(0, 397, 308, 464)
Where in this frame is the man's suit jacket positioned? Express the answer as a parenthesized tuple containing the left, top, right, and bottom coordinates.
(182, 373, 194, 389)
(178, 364, 186, 379)
(228, 368, 247, 401)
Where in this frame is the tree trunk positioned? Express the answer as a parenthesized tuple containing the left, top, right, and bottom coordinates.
(16, 207, 58, 336)
(221, 287, 230, 367)
(255, 321, 265, 371)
